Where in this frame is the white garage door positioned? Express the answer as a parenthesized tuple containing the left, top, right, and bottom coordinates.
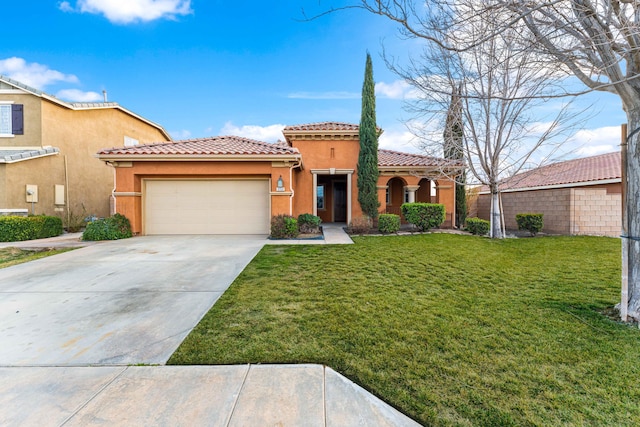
(144, 180, 270, 235)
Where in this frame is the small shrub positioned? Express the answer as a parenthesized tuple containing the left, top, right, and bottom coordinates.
(0, 215, 63, 242)
(347, 216, 373, 234)
(516, 213, 544, 236)
(82, 213, 132, 241)
(401, 203, 446, 231)
(466, 217, 490, 236)
(38, 215, 64, 239)
(378, 214, 400, 234)
(270, 214, 299, 239)
(297, 213, 322, 233)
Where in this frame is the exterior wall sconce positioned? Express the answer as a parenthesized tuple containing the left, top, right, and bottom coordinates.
(276, 176, 285, 192)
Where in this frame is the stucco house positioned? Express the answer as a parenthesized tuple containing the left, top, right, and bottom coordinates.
(0, 75, 170, 223)
(97, 122, 463, 235)
(472, 151, 621, 236)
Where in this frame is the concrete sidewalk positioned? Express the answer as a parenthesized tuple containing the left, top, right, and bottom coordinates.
(1, 365, 420, 426)
(0, 232, 91, 249)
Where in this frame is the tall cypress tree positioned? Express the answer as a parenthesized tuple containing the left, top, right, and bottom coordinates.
(358, 52, 380, 220)
(443, 84, 467, 228)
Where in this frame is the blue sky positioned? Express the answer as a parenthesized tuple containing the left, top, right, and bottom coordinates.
(0, 0, 627, 157)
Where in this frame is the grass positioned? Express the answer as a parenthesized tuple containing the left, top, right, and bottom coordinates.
(0, 247, 72, 268)
(169, 234, 640, 426)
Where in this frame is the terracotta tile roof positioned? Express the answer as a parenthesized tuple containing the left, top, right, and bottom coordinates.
(495, 151, 621, 191)
(378, 149, 464, 168)
(283, 122, 360, 132)
(98, 136, 300, 156)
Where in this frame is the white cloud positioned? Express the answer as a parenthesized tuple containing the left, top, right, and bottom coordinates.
(61, 0, 192, 24)
(570, 126, 620, 156)
(56, 88, 102, 102)
(375, 80, 419, 100)
(58, 1, 74, 12)
(287, 91, 359, 100)
(220, 122, 286, 143)
(0, 57, 78, 89)
(170, 129, 192, 139)
(378, 124, 421, 153)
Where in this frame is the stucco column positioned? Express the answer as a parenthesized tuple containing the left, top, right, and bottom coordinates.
(377, 185, 388, 214)
(346, 172, 353, 224)
(312, 172, 318, 217)
(405, 185, 420, 203)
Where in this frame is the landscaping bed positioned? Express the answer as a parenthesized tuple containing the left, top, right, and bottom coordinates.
(169, 234, 638, 426)
(0, 247, 72, 269)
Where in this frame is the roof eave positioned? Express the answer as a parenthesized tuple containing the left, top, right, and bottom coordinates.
(378, 165, 464, 172)
(477, 178, 622, 194)
(97, 153, 302, 162)
(0, 76, 171, 141)
(0, 150, 59, 164)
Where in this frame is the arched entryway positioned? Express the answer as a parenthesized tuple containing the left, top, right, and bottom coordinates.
(385, 177, 407, 217)
(416, 178, 435, 203)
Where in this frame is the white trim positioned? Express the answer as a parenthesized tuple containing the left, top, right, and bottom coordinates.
(477, 178, 622, 195)
(0, 100, 15, 104)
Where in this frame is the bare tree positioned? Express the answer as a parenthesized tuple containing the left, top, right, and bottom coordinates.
(387, 5, 579, 238)
(340, 0, 640, 321)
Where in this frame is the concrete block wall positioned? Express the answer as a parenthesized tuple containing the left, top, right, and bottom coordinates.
(570, 188, 621, 237)
(475, 188, 571, 234)
(473, 185, 621, 237)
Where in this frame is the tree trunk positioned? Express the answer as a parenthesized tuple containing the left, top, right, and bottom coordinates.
(624, 108, 640, 322)
(490, 187, 503, 239)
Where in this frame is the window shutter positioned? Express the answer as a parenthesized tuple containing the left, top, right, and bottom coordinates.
(12, 104, 23, 135)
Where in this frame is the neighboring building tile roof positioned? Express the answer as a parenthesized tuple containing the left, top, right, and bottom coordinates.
(98, 136, 300, 156)
(0, 147, 59, 163)
(378, 149, 464, 168)
(283, 122, 361, 132)
(490, 151, 621, 192)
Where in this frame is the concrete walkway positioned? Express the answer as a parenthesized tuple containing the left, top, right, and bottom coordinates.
(0, 231, 420, 426)
(264, 223, 354, 245)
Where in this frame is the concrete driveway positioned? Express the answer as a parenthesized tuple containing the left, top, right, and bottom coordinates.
(0, 235, 267, 366)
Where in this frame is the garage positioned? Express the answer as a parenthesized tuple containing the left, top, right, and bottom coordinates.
(144, 179, 270, 235)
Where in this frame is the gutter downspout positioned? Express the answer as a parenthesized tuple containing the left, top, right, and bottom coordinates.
(110, 163, 117, 216)
(64, 155, 70, 226)
(289, 158, 302, 215)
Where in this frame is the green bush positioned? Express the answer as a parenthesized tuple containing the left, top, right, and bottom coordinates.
(270, 214, 299, 239)
(82, 213, 133, 241)
(378, 214, 400, 234)
(297, 213, 322, 233)
(466, 217, 490, 236)
(0, 215, 63, 242)
(401, 203, 446, 231)
(516, 213, 544, 236)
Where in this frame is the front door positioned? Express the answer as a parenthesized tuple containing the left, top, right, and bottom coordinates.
(333, 181, 347, 222)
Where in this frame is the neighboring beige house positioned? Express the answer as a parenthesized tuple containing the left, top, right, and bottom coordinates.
(0, 75, 170, 224)
(472, 152, 621, 237)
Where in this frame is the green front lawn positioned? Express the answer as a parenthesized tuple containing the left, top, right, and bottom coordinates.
(169, 234, 640, 426)
(0, 247, 72, 269)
